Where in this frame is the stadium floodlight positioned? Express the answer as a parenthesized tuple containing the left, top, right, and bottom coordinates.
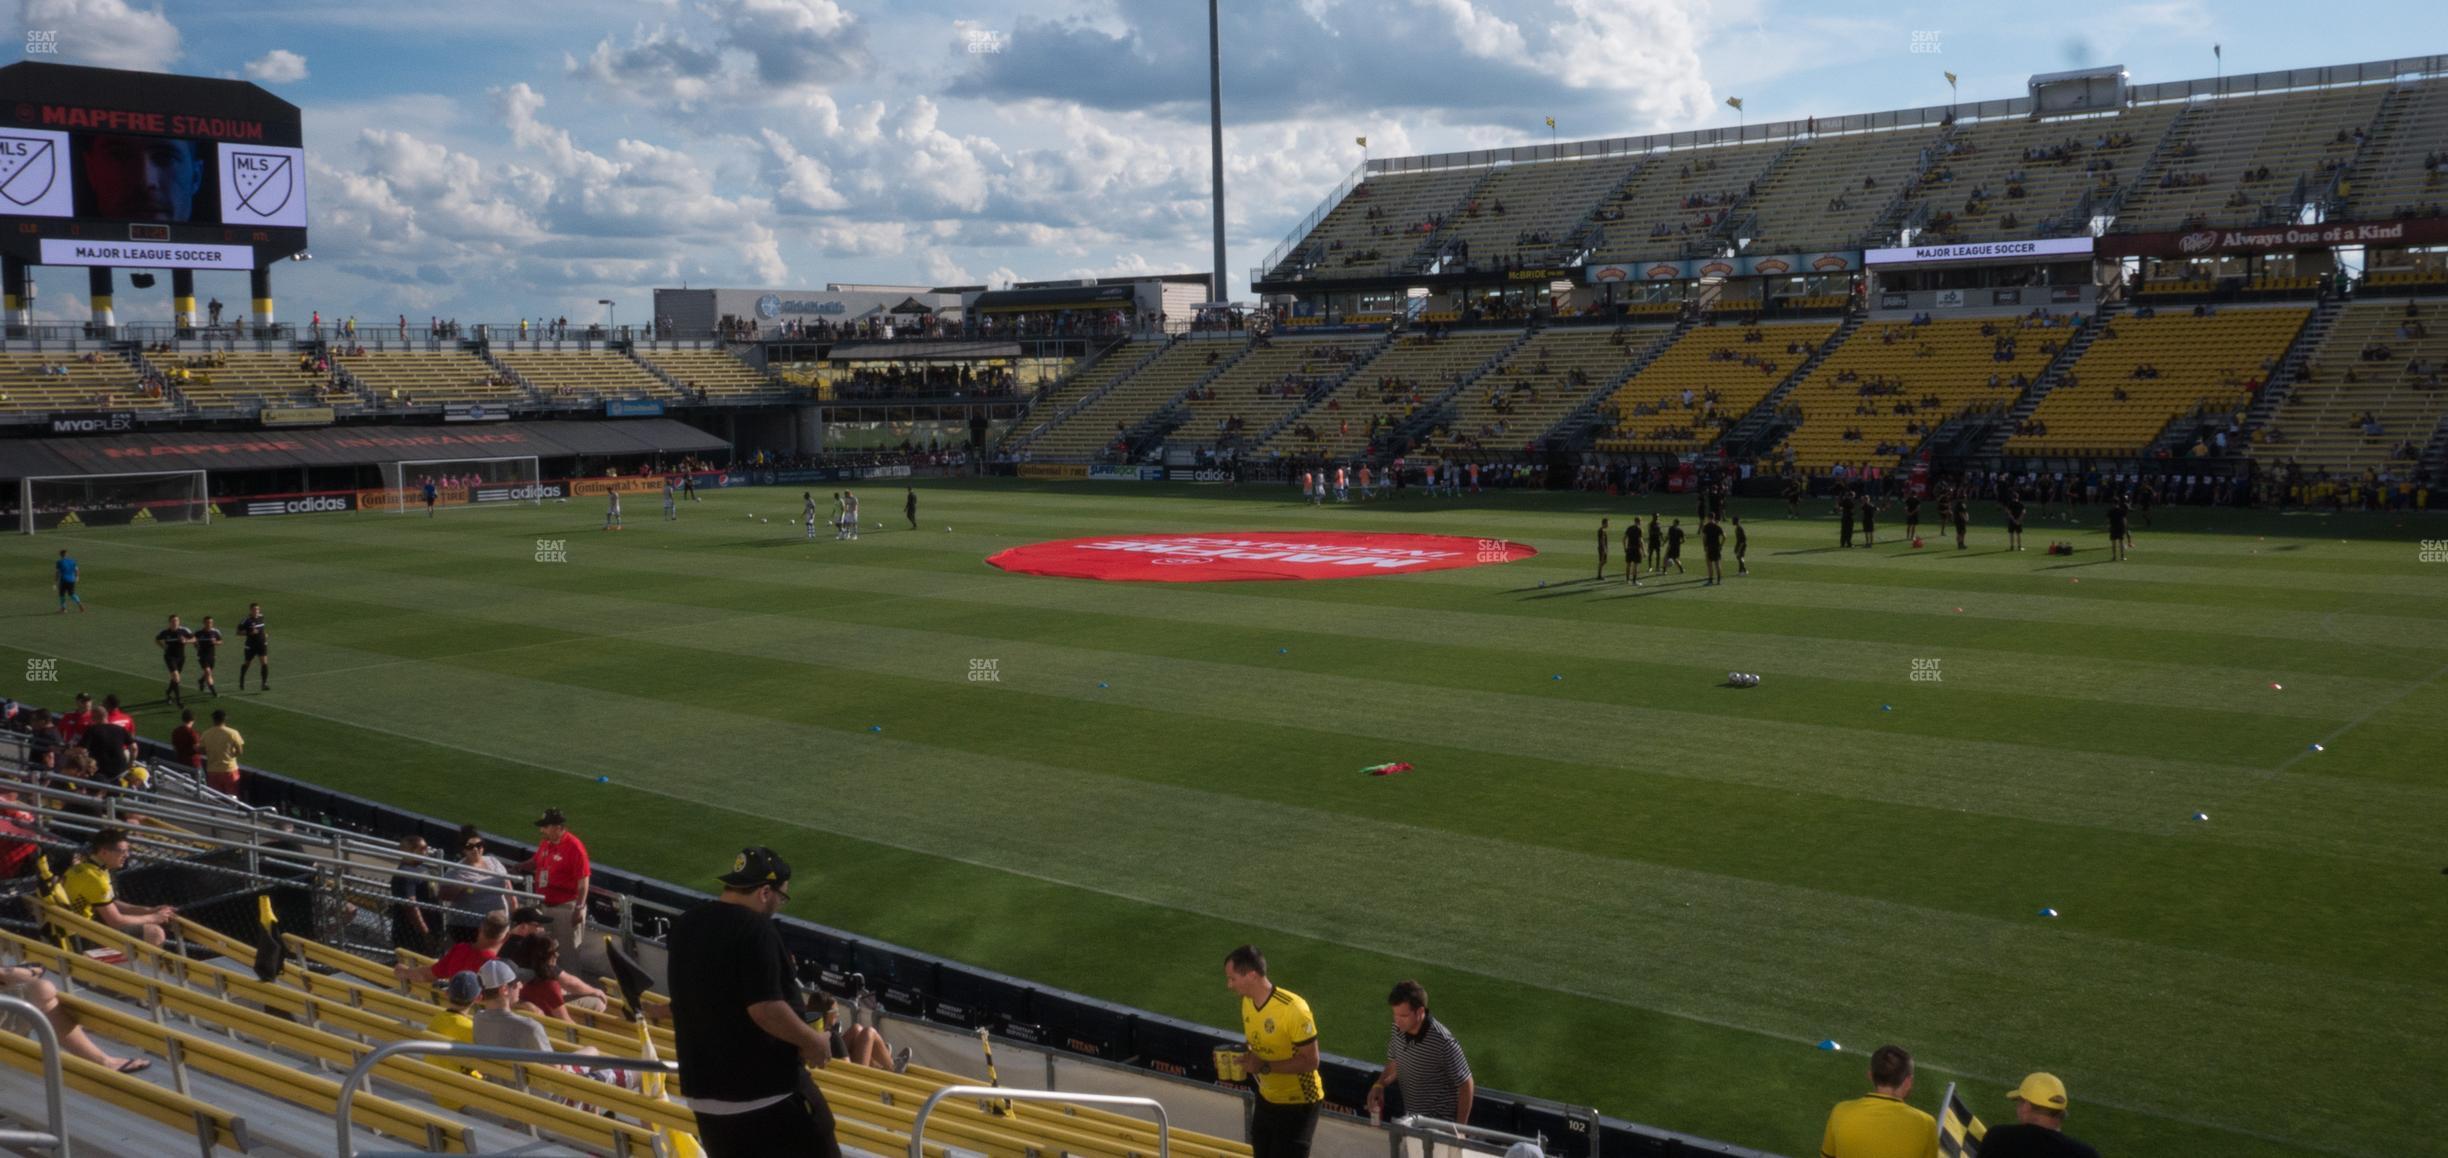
(378, 456, 546, 513)
(19, 471, 210, 534)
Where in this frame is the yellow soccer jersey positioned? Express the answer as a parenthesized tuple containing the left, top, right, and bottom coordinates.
(1240, 986, 1323, 1105)
(63, 862, 114, 922)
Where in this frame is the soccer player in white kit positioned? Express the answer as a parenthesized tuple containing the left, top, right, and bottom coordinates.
(804, 492, 821, 540)
(832, 492, 848, 539)
(663, 478, 678, 521)
(845, 491, 861, 540)
(1310, 471, 1327, 505)
(1334, 466, 1349, 503)
(603, 488, 623, 531)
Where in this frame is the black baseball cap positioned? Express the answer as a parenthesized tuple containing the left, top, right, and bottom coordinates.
(510, 906, 548, 926)
(718, 846, 792, 889)
(533, 807, 568, 828)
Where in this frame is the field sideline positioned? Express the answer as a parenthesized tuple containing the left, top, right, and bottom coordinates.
(4, 479, 2443, 1158)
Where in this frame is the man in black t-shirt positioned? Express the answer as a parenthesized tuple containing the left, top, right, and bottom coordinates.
(1978, 1073, 2100, 1158)
(155, 614, 193, 707)
(1700, 518, 1725, 585)
(194, 616, 224, 698)
(237, 603, 269, 691)
(1838, 490, 1856, 548)
(1904, 493, 1921, 542)
(81, 709, 133, 785)
(2004, 491, 2028, 552)
(669, 847, 840, 1158)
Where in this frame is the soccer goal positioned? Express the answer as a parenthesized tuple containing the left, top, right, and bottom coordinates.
(18, 471, 211, 534)
(379, 456, 547, 513)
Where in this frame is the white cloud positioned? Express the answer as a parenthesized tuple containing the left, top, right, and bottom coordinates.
(1417, 0, 1527, 60)
(572, 0, 865, 109)
(27, 0, 182, 72)
(245, 48, 310, 84)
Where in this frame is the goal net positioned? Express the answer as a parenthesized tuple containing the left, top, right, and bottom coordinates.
(18, 471, 211, 534)
(379, 457, 546, 513)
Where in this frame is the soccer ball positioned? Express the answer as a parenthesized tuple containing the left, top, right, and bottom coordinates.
(760, 517, 769, 524)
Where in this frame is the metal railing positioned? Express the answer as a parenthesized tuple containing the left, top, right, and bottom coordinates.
(333, 1040, 675, 1158)
(909, 1085, 1171, 1158)
(1388, 1115, 1541, 1158)
(0, 995, 72, 1157)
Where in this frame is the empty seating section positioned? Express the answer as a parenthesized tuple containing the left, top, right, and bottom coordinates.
(2262, 299, 2448, 472)
(1265, 330, 1518, 459)
(497, 351, 678, 403)
(2113, 87, 2385, 232)
(2340, 79, 2448, 219)
(1180, 336, 1377, 447)
(2007, 308, 2309, 455)
(1908, 107, 2177, 243)
(341, 350, 516, 406)
(1778, 315, 2070, 470)
(0, 352, 170, 416)
(1742, 127, 1936, 252)
(1029, 339, 1225, 457)
(1273, 168, 1485, 279)
(1416, 158, 1635, 270)
(154, 350, 350, 412)
(1593, 321, 1835, 453)
(1436, 327, 1638, 452)
(1586, 142, 1785, 264)
(635, 348, 779, 400)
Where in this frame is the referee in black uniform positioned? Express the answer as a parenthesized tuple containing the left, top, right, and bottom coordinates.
(1367, 981, 1474, 1126)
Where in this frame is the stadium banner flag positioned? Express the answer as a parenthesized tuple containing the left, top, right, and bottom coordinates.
(472, 480, 568, 504)
(258, 405, 335, 428)
(46, 412, 138, 436)
(1937, 1082, 1986, 1157)
(605, 399, 665, 417)
(2096, 216, 2448, 258)
(1583, 263, 1637, 285)
(1018, 463, 1090, 479)
(566, 477, 666, 497)
(859, 464, 913, 480)
(1170, 467, 1233, 484)
(443, 402, 511, 423)
(1087, 464, 1163, 481)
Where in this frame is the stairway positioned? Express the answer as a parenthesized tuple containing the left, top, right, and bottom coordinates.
(1543, 317, 1695, 448)
(1120, 339, 1262, 458)
(1398, 167, 1507, 276)
(1973, 303, 2117, 456)
(1246, 330, 1399, 448)
(1396, 326, 1541, 448)
(1005, 333, 1130, 438)
(1551, 156, 1650, 264)
(2243, 294, 2344, 427)
(1718, 311, 1865, 455)
(1010, 338, 1175, 449)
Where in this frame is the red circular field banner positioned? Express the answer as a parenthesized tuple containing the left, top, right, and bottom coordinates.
(986, 532, 1538, 582)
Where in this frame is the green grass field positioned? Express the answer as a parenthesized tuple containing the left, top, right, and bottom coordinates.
(5, 480, 2443, 1158)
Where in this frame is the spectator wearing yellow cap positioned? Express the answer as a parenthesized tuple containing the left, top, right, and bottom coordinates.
(1818, 1044, 1936, 1158)
(1977, 1073, 2098, 1158)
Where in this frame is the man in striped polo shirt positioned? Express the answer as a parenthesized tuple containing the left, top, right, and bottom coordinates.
(1366, 980, 1474, 1126)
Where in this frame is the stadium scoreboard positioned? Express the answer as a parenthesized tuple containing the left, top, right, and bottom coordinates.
(0, 61, 307, 270)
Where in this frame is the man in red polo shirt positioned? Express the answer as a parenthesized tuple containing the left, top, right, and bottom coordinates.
(512, 808, 591, 967)
(55, 694, 96, 747)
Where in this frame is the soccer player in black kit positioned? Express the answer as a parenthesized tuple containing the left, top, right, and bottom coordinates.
(2004, 490, 2028, 552)
(1663, 519, 1687, 574)
(1838, 489, 1856, 548)
(1860, 493, 1879, 548)
(905, 487, 918, 531)
(2107, 496, 2130, 562)
(1646, 514, 1664, 572)
(1953, 489, 1970, 549)
(237, 603, 270, 691)
(194, 615, 223, 697)
(1904, 492, 1921, 543)
(1733, 515, 1749, 576)
(1701, 518, 1726, 585)
(1624, 518, 1643, 585)
(156, 614, 194, 707)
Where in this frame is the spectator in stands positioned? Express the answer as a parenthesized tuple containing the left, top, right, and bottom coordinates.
(470, 958, 556, 1054)
(440, 824, 514, 943)
(79, 697, 134, 785)
(1819, 1043, 1936, 1158)
(425, 970, 484, 1072)
(669, 846, 841, 1158)
(1227, 944, 1323, 1158)
(0, 790, 40, 880)
(1367, 980, 1473, 1125)
(1, 963, 151, 1073)
(65, 827, 176, 947)
(169, 709, 200, 773)
(811, 991, 907, 1072)
(200, 709, 245, 796)
(1976, 1074, 2097, 1157)
(401, 909, 511, 989)
(390, 835, 445, 958)
(509, 807, 592, 967)
(513, 935, 609, 1022)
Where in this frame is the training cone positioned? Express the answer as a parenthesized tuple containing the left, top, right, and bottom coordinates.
(1912, 536, 1924, 548)
(869, 725, 883, 733)
(2039, 907, 2059, 918)
(595, 776, 609, 783)
(1815, 1039, 1841, 1052)
(2192, 812, 2209, 822)
(1097, 682, 1108, 689)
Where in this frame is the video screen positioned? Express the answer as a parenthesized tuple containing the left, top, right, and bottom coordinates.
(73, 133, 218, 224)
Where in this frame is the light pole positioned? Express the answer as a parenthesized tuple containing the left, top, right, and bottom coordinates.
(1207, 0, 1229, 308)
(598, 299, 615, 332)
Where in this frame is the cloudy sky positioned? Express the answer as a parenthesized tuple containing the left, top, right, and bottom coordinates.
(10, 0, 2433, 324)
